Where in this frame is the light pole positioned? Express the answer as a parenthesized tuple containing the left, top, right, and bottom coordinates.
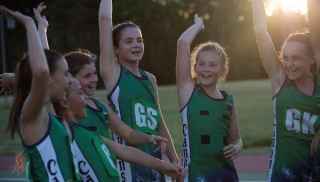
(0, 14, 7, 74)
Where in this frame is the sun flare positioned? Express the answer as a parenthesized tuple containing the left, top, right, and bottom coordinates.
(266, 0, 308, 16)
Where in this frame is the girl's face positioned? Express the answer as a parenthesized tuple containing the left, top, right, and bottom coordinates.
(281, 41, 315, 81)
(115, 27, 144, 63)
(67, 78, 86, 119)
(50, 58, 70, 102)
(194, 50, 225, 86)
(75, 63, 98, 97)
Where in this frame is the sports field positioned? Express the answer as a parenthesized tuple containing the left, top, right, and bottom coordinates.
(0, 79, 273, 181)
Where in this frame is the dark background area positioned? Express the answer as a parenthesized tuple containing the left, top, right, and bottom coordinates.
(0, 0, 307, 85)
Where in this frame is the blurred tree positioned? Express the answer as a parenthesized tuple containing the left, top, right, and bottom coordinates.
(1, 0, 308, 84)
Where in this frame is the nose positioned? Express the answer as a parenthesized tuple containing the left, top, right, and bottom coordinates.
(91, 75, 98, 83)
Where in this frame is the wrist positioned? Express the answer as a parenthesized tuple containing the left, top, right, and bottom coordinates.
(148, 135, 154, 144)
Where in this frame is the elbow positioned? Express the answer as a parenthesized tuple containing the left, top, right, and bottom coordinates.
(99, 15, 112, 22)
(177, 37, 189, 47)
(177, 38, 190, 51)
(33, 68, 50, 82)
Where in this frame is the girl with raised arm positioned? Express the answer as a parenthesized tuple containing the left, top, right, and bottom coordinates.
(176, 15, 242, 182)
(99, 0, 179, 181)
(32, 2, 166, 147)
(2, 7, 77, 181)
(252, 0, 320, 181)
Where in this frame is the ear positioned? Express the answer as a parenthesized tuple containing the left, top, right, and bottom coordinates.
(114, 47, 120, 57)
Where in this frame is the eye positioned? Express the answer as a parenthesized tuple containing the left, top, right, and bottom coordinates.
(197, 60, 205, 66)
(209, 62, 217, 67)
(125, 38, 133, 44)
(137, 38, 143, 43)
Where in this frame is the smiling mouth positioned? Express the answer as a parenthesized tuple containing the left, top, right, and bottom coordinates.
(131, 50, 142, 56)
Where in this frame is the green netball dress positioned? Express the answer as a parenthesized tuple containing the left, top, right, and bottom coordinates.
(268, 78, 320, 182)
(180, 86, 238, 182)
(23, 113, 78, 181)
(69, 122, 119, 182)
(78, 98, 111, 138)
(108, 66, 162, 182)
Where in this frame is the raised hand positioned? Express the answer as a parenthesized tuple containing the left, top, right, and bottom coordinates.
(0, 6, 34, 25)
(33, 2, 48, 30)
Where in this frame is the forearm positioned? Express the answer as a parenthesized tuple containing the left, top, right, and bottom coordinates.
(99, 16, 114, 76)
(98, 0, 117, 82)
(107, 106, 153, 145)
(308, 0, 320, 70)
(160, 123, 179, 163)
(25, 22, 49, 75)
(177, 23, 202, 47)
(38, 26, 49, 49)
(252, 0, 268, 33)
(105, 138, 166, 172)
(127, 130, 154, 145)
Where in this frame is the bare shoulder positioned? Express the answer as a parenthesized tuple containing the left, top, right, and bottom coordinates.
(145, 71, 158, 86)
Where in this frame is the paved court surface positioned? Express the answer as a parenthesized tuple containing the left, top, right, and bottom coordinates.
(0, 153, 270, 181)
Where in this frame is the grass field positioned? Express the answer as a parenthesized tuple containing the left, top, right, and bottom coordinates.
(0, 79, 273, 155)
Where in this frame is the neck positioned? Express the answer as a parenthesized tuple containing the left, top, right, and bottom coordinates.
(294, 75, 315, 95)
(85, 97, 97, 109)
(63, 110, 77, 123)
(120, 60, 140, 76)
(200, 83, 221, 98)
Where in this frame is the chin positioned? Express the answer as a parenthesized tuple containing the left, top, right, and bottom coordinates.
(286, 73, 301, 81)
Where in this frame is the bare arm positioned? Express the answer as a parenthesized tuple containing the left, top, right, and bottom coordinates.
(99, 0, 120, 93)
(1, 7, 50, 144)
(176, 15, 203, 107)
(223, 105, 242, 160)
(103, 138, 182, 179)
(252, 0, 283, 93)
(105, 102, 168, 145)
(33, 3, 49, 49)
(146, 72, 179, 164)
(308, 0, 320, 71)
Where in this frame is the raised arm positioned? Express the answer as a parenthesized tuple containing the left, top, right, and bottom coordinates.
(99, 0, 120, 93)
(308, 0, 320, 71)
(103, 138, 182, 179)
(176, 15, 203, 107)
(33, 2, 49, 49)
(1, 7, 50, 142)
(105, 101, 168, 145)
(252, 0, 282, 92)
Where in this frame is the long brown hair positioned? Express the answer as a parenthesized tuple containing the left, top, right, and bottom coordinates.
(280, 32, 317, 74)
(64, 49, 96, 76)
(112, 21, 140, 48)
(7, 49, 64, 138)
